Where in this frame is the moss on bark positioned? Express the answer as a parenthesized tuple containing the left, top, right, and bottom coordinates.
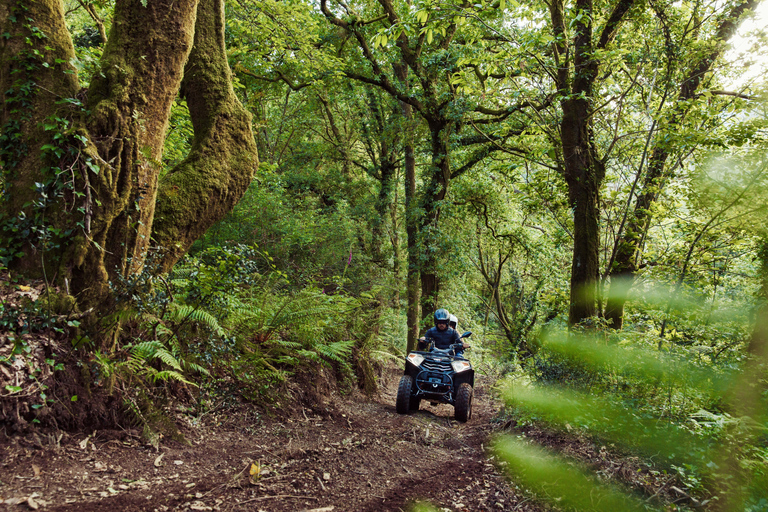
(1, 0, 256, 343)
(152, 0, 259, 271)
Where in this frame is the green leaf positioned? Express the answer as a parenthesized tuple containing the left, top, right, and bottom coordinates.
(4, 385, 22, 394)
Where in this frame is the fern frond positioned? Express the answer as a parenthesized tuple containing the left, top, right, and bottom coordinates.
(129, 340, 164, 360)
(295, 349, 321, 362)
(267, 339, 303, 350)
(316, 340, 354, 364)
(168, 304, 225, 336)
(153, 321, 174, 339)
(273, 355, 299, 366)
(153, 370, 194, 385)
(186, 362, 211, 376)
(152, 347, 184, 371)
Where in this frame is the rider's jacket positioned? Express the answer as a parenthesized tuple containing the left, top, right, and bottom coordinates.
(424, 326, 461, 349)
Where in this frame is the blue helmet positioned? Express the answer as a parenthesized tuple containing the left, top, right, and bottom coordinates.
(434, 308, 450, 327)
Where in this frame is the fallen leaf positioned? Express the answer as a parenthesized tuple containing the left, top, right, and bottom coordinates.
(26, 496, 39, 510)
(31, 464, 41, 477)
(154, 453, 164, 467)
(173, 460, 184, 465)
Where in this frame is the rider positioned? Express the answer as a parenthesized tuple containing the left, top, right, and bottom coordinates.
(422, 308, 466, 351)
(449, 314, 458, 331)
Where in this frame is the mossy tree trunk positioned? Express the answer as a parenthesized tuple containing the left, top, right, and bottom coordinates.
(0, 0, 257, 327)
(152, 0, 259, 271)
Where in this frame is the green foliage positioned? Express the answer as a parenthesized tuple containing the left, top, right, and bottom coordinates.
(493, 436, 649, 512)
(225, 277, 356, 375)
(105, 245, 373, 405)
(161, 98, 193, 174)
(0, 5, 97, 268)
(500, 319, 768, 510)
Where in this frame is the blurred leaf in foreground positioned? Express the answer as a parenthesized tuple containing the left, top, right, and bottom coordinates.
(492, 435, 652, 512)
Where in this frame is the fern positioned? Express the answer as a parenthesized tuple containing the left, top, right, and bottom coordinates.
(152, 370, 193, 384)
(296, 349, 322, 362)
(266, 339, 303, 351)
(153, 346, 184, 372)
(316, 340, 354, 365)
(167, 303, 225, 336)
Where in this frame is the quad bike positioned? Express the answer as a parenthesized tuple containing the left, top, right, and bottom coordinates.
(395, 331, 474, 422)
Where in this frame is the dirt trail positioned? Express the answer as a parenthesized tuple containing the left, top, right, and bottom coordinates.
(0, 368, 534, 512)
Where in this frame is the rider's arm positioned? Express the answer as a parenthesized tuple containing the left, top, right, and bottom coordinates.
(451, 329, 468, 348)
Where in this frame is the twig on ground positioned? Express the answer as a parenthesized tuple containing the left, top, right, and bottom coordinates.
(646, 474, 676, 502)
(201, 462, 250, 498)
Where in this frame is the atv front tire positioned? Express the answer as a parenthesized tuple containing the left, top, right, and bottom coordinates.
(396, 375, 415, 414)
(409, 395, 421, 411)
(454, 382, 473, 422)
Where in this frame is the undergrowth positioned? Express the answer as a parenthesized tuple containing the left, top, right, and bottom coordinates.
(1, 244, 386, 439)
(496, 322, 768, 511)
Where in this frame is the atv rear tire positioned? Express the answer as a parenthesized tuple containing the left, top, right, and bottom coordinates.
(396, 375, 414, 414)
(454, 382, 473, 422)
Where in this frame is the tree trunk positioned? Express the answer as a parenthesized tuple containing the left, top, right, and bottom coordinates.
(550, 0, 633, 326)
(75, 0, 200, 306)
(419, 119, 451, 316)
(562, 97, 605, 324)
(559, 0, 605, 325)
(394, 62, 420, 351)
(604, 148, 668, 328)
(0, 0, 81, 270)
(152, 0, 258, 271)
(0, 0, 257, 331)
(405, 130, 419, 351)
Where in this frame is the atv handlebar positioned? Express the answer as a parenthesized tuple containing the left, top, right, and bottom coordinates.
(418, 331, 471, 354)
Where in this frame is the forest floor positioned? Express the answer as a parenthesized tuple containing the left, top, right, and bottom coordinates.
(1, 365, 537, 512)
(0, 360, 685, 512)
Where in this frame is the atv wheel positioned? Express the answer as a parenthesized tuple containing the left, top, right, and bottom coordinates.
(409, 395, 421, 411)
(454, 383, 473, 422)
(396, 375, 415, 414)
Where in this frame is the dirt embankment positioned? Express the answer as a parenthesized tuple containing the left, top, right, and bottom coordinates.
(1, 367, 535, 512)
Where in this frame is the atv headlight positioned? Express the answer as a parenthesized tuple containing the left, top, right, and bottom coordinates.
(451, 360, 471, 373)
(407, 353, 424, 367)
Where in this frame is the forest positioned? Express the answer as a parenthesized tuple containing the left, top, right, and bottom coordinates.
(0, 0, 767, 509)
